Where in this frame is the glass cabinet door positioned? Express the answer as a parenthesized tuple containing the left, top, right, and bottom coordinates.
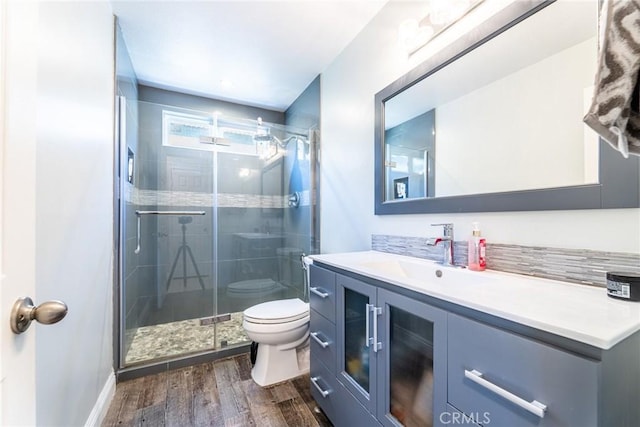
(344, 287, 371, 391)
(377, 288, 448, 427)
(337, 274, 378, 413)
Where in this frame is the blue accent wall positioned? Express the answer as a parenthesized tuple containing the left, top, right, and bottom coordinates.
(283, 75, 321, 256)
(285, 75, 321, 131)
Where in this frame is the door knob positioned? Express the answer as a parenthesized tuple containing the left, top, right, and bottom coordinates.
(10, 297, 68, 334)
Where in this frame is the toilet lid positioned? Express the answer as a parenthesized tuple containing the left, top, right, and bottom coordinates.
(227, 279, 281, 294)
(244, 298, 309, 324)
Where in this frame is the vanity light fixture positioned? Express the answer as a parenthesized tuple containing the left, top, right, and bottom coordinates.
(398, 0, 484, 55)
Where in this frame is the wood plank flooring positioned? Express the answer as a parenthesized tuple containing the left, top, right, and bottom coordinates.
(102, 353, 332, 427)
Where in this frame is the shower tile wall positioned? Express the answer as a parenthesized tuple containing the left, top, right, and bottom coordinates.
(132, 91, 291, 327)
(217, 151, 285, 313)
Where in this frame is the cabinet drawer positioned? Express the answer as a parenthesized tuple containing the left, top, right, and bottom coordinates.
(447, 313, 598, 427)
(309, 265, 336, 321)
(310, 356, 381, 427)
(310, 309, 336, 374)
(310, 356, 337, 423)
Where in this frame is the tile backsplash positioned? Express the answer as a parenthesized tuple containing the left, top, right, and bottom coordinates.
(372, 234, 640, 287)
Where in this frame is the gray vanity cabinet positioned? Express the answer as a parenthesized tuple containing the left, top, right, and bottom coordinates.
(310, 264, 448, 427)
(447, 313, 598, 426)
(309, 262, 640, 427)
(374, 287, 448, 427)
(309, 264, 380, 426)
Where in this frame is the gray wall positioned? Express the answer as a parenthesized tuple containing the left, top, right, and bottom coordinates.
(285, 75, 321, 131)
(283, 75, 321, 267)
(139, 85, 285, 125)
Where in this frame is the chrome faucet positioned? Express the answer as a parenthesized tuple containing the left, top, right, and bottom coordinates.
(427, 223, 455, 266)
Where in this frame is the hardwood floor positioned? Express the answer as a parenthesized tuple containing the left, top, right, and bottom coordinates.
(102, 353, 332, 427)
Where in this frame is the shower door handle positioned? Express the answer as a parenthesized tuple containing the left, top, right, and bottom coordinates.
(10, 297, 68, 334)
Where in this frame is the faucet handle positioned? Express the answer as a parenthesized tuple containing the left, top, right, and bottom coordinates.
(431, 222, 453, 229)
(431, 223, 454, 236)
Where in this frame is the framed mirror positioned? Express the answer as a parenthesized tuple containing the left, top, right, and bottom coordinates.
(375, 0, 640, 214)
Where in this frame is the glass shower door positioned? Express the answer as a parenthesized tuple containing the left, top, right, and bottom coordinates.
(119, 100, 317, 369)
(213, 121, 314, 349)
(120, 101, 218, 367)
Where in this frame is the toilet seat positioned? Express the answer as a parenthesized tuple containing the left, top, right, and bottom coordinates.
(243, 298, 309, 324)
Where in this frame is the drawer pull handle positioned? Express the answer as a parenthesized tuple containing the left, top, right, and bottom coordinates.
(310, 287, 329, 298)
(464, 369, 547, 418)
(311, 376, 332, 397)
(310, 331, 330, 348)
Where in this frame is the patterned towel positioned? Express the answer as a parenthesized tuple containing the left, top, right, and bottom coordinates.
(584, 0, 640, 158)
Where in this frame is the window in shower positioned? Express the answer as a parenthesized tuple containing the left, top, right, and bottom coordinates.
(162, 110, 213, 149)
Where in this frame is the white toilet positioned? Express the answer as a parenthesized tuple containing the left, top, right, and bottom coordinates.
(243, 297, 310, 386)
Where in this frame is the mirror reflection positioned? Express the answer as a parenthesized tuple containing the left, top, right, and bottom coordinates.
(383, 0, 597, 202)
(385, 109, 436, 200)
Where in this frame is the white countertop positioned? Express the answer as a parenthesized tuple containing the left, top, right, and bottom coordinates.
(309, 251, 640, 350)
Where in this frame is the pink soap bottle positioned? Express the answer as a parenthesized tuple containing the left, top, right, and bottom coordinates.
(468, 222, 486, 271)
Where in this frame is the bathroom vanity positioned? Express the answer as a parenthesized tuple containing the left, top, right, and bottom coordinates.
(308, 251, 640, 427)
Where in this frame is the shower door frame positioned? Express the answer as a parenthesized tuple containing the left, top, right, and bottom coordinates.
(114, 104, 252, 379)
(114, 106, 318, 380)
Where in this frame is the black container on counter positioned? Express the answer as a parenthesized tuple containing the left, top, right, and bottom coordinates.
(606, 272, 640, 301)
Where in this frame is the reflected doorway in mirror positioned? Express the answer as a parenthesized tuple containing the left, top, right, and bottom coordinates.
(394, 177, 409, 199)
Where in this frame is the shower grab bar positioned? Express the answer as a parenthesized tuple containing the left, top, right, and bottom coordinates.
(134, 210, 206, 254)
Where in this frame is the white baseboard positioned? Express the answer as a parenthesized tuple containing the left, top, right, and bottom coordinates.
(85, 371, 116, 427)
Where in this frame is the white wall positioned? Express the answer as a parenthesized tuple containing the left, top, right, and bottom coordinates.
(320, 0, 640, 254)
(35, 2, 114, 425)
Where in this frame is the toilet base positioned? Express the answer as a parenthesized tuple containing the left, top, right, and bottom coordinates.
(251, 342, 310, 387)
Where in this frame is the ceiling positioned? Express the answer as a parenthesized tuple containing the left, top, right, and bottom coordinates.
(110, 0, 388, 112)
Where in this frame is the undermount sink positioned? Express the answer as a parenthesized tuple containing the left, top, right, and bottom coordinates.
(356, 257, 491, 286)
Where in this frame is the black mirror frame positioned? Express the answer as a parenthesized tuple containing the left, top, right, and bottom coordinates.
(374, 0, 640, 215)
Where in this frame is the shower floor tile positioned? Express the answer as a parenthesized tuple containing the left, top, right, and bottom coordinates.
(125, 312, 249, 365)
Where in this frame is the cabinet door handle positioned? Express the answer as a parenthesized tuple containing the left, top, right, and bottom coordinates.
(310, 331, 330, 348)
(365, 303, 372, 347)
(464, 369, 547, 418)
(311, 376, 332, 397)
(310, 287, 329, 298)
(372, 305, 382, 352)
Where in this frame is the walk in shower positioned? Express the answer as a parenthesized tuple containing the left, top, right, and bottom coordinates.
(117, 99, 319, 370)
